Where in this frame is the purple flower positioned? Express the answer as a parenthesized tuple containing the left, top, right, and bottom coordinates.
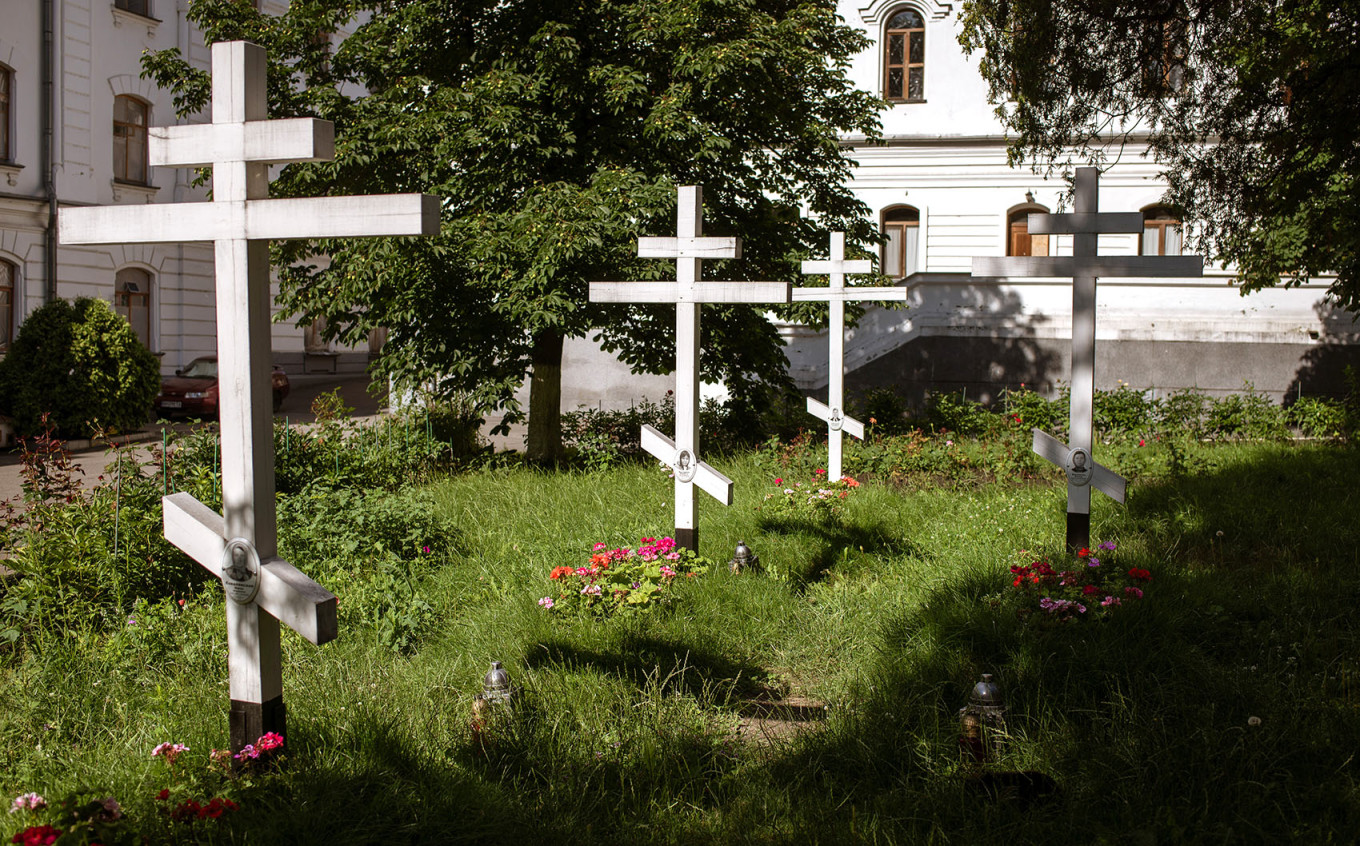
(1088, 557, 1101, 567)
(1099, 541, 1117, 551)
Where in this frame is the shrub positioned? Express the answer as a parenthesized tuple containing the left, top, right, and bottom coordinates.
(1205, 382, 1289, 440)
(1158, 388, 1210, 438)
(925, 389, 997, 437)
(1000, 384, 1063, 434)
(1094, 384, 1158, 438)
(1287, 396, 1347, 439)
(0, 297, 160, 439)
(853, 386, 911, 436)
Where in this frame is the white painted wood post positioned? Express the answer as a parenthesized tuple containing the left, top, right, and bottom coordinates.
(58, 40, 439, 752)
(589, 186, 791, 552)
(795, 232, 907, 481)
(971, 167, 1203, 549)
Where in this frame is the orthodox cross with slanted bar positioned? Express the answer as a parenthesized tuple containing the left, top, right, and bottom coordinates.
(795, 231, 908, 481)
(971, 167, 1202, 550)
(590, 186, 791, 553)
(59, 41, 439, 752)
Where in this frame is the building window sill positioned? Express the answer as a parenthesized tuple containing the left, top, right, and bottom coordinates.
(111, 6, 161, 36)
(0, 162, 21, 188)
(111, 180, 159, 203)
(885, 98, 928, 105)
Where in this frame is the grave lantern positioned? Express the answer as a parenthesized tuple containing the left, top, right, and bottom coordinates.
(478, 661, 518, 706)
(729, 540, 760, 574)
(958, 673, 1007, 763)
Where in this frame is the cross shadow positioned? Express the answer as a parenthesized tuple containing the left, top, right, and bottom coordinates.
(754, 516, 923, 590)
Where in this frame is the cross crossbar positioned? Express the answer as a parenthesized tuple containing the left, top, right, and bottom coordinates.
(163, 492, 338, 645)
(792, 286, 906, 302)
(150, 118, 335, 168)
(589, 280, 791, 304)
(637, 236, 741, 260)
(972, 255, 1205, 278)
(640, 425, 734, 505)
(807, 397, 864, 439)
(1031, 429, 1126, 504)
(59, 194, 440, 245)
(1027, 212, 1144, 235)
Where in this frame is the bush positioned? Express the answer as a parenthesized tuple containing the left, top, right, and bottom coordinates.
(1000, 384, 1063, 434)
(925, 389, 997, 437)
(1204, 382, 1290, 440)
(1287, 396, 1347, 439)
(0, 297, 160, 438)
(1094, 384, 1158, 437)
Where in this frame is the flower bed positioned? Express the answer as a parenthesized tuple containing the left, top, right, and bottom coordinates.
(539, 537, 711, 617)
(1009, 542, 1151, 624)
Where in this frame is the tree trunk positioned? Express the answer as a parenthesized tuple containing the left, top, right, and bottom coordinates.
(525, 329, 564, 464)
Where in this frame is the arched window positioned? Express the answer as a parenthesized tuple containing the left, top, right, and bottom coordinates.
(882, 206, 920, 278)
(884, 8, 925, 102)
(0, 259, 14, 353)
(115, 267, 152, 348)
(0, 65, 12, 163)
(1007, 206, 1049, 257)
(1142, 206, 1182, 256)
(113, 95, 149, 184)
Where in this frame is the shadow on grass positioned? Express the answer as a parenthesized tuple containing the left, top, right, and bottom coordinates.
(525, 631, 771, 701)
(755, 515, 924, 590)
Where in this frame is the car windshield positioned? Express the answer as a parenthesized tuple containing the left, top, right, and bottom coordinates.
(181, 359, 218, 379)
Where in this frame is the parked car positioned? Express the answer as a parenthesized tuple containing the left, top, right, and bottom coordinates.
(155, 356, 290, 418)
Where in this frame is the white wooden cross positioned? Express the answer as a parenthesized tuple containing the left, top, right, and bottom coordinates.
(795, 232, 908, 481)
(589, 186, 791, 552)
(59, 41, 439, 752)
(972, 167, 1202, 549)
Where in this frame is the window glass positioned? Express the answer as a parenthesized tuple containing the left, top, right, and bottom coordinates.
(0, 67, 11, 163)
(113, 96, 149, 183)
(0, 260, 13, 352)
(1142, 207, 1183, 256)
(115, 268, 152, 347)
(1008, 209, 1049, 256)
(883, 207, 920, 277)
(114, 0, 151, 15)
(884, 7, 925, 101)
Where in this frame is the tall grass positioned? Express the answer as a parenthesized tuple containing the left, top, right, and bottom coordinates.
(3, 439, 1360, 843)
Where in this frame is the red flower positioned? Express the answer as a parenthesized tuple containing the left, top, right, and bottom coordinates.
(773, 478, 783, 486)
(155, 789, 170, 801)
(1077, 548, 1090, 558)
(1128, 567, 1153, 582)
(171, 800, 202, 823)
(549, 566, 574, 581)
(1082, 585, 1099, 595)
(12, 826, 62, 846)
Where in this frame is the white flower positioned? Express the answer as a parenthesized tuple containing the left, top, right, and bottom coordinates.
(1247, 716, 1262, 726)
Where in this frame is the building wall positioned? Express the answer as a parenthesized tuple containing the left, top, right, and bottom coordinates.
(769, 1, 1352, 409)
(0, 0, 368, 379)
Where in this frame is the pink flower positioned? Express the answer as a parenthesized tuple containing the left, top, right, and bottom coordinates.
(538, 596, 554, 609)
(256, 732, 284, 752)
(151, 742, 189, 765)
(1124, 586, 1144, 599)
(593, 542, 607, 551)
(581, 584, 602, 596)
(422, 545, 431, 554)
(660, 565, 677, 579)
(9, 793, 46, 813)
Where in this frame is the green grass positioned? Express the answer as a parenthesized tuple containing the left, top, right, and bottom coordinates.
(5, 440, 1360, 843)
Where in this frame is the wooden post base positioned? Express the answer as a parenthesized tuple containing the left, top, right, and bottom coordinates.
(674, 527, 697, 553)
(1066, 512, 1090, 553)
(230, 695, 286, 754)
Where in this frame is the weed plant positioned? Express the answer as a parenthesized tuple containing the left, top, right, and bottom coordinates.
(3, 413, 1360, 843)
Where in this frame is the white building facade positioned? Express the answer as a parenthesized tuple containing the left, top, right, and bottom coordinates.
(0, 0, 369, 378)
(775, 0, 1357, 407)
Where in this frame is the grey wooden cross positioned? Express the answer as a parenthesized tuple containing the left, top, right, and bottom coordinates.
(795, 232, 907, 481)
(972, 167, 1202, 549)
(590, 186, 791, 552)
(59, 41, 438, 752)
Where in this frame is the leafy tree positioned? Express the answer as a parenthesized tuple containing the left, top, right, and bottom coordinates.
(143, 0, 885, 461)
(0, 297, 160, 438)
(959, 0, 1360, 308)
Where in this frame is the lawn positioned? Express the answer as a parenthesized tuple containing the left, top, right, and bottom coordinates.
(3, 429, 1360, 844)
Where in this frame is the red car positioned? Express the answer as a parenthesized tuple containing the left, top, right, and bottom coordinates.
(155, 356, 290, 418)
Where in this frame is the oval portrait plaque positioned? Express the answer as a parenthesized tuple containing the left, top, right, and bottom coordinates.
(828, 408, 844, 432)
(674, 448, 697, 483)
(1064, 447, 1093, 487)
(221, 537, 262, 605)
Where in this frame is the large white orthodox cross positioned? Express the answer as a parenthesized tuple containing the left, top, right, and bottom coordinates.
(590, 186, 791, 552)
(972, 167, 1201, 549)
(795, 232, 908, 481)
(59, 41, 439, 752)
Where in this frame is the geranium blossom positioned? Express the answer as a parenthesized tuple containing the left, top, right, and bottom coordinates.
(9, 794, 45, 814)
(10, 824, 61, 846)
(151, 742, 189, 765)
